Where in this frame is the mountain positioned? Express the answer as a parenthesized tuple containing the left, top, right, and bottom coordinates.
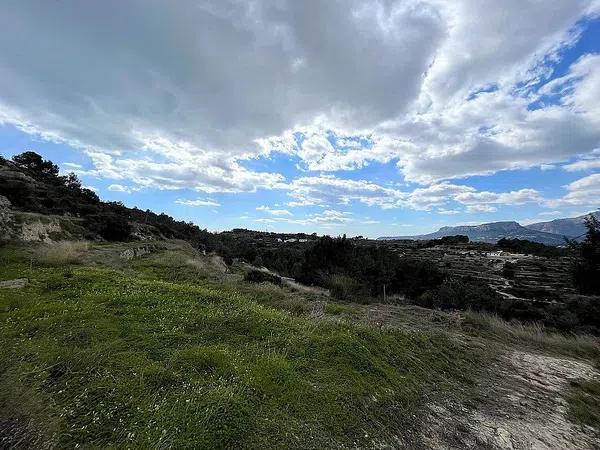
(524, 211, 599, 238)
(378, 221, 567, 245)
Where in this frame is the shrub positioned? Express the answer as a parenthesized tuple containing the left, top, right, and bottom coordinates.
(502, 261, 516, 279)
(571, 215, 600, 295)
(327, 274, 360, 300)
(35, 241, 89, 266)
(244, 269, 282, 286)
(415, 278, 501, 311)
(85, 213, 132, 241)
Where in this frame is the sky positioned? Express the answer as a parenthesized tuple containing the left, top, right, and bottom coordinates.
(1, 1, 600, 238)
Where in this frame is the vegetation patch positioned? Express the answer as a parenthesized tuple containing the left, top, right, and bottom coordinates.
(0, 244, 487, 448)
(567, 379, 600, 429)
(244, 269, 282, 286)
(34, 240, 89, 266)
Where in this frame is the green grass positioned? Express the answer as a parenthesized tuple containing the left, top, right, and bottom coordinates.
(324, 302, 354, 316)
(0, 244, 486, 449)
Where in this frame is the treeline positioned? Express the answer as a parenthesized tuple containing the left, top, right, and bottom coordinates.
(497, 237, 568, 258)
(298, 235, 443, 299)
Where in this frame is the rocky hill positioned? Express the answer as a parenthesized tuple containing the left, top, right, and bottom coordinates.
(525, 212, 600, 238)
(379, 220, 568, 245)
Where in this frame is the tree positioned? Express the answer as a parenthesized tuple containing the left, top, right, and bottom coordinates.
(64, 172, 82, 190)
(12, 151, 59, 177)
(572, 214, 600, 295)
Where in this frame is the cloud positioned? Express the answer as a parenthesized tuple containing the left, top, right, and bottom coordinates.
(437, 208, 461, 215)
(256, 206, 292, 216)
(108, 184, 137, 193)
(176, 198, 221, 207)
(454, 188, 543, 206)
(287, 175, 406, 209)
(563, 157, 600, 171)
(549, 173, 600, 207)
(254, 209, 353, 227)
(386, 54, 600, 183)
(466, 205, 497, 213)
(62, 162, 83, 170)
(0, 0, 445, 191)
(286, 174, 545, 211)
(82, 151, 285, 193)
(0, 0, 598, 203)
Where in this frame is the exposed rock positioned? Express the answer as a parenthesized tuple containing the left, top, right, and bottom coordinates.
(0, 195, 15, 241)
(20, 218, 63, 242)
(119, 244, 155, 260)
(0, 278, 28, 289)
(130, 222, 160, 241)
(422, 351, 600, 449)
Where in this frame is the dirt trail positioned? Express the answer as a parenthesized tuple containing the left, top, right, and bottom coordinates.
(423, 351, 600, 449)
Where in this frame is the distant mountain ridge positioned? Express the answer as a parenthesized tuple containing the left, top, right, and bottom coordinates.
(525, 212, 599, 238)
(378, 212, 599, 245)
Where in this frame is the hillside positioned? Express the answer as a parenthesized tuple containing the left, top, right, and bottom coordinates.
(378, 221, 568, 245)
(526, 212, 600, 238)
(1, 240, 599, 448)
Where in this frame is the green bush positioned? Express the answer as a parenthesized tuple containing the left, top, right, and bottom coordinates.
(85, 213, 132, 241)
(244, 269, 282, 285)
(327, 274, 360, 300)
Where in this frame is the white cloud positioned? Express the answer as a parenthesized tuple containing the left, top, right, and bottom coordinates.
(63, 162, 83, 170)
(286, 174, 545, 212)
(454, 188, 543, 206)
(466, 205, 497, 213)
(563, 157, 600, 172)
(438, 208, 461, 215)
(82, 151, 285, 193)
(254, 209, 353, 227)
(108, 184, 135, 193)
(256, 206, 292, 216)
(176, 198, 221, 207)
(0, 0, 598, 203)
(287, 175, 407, 209)
(549, 173, 600, 207)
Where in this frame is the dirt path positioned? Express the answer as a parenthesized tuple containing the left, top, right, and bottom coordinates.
(423, 351, 600, 449)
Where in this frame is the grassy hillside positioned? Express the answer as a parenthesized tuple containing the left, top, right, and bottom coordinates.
(0, 242, 489, 449)
(1, 241, 599, 448)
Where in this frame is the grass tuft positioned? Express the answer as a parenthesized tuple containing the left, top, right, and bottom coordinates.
(34, 241, 89, 266)
(464, 311, 600, 362)
(567, 379, 600, 428)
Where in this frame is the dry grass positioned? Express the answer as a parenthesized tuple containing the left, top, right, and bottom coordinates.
(35, 241, 89, 266)
(464, 310, 600, 362)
